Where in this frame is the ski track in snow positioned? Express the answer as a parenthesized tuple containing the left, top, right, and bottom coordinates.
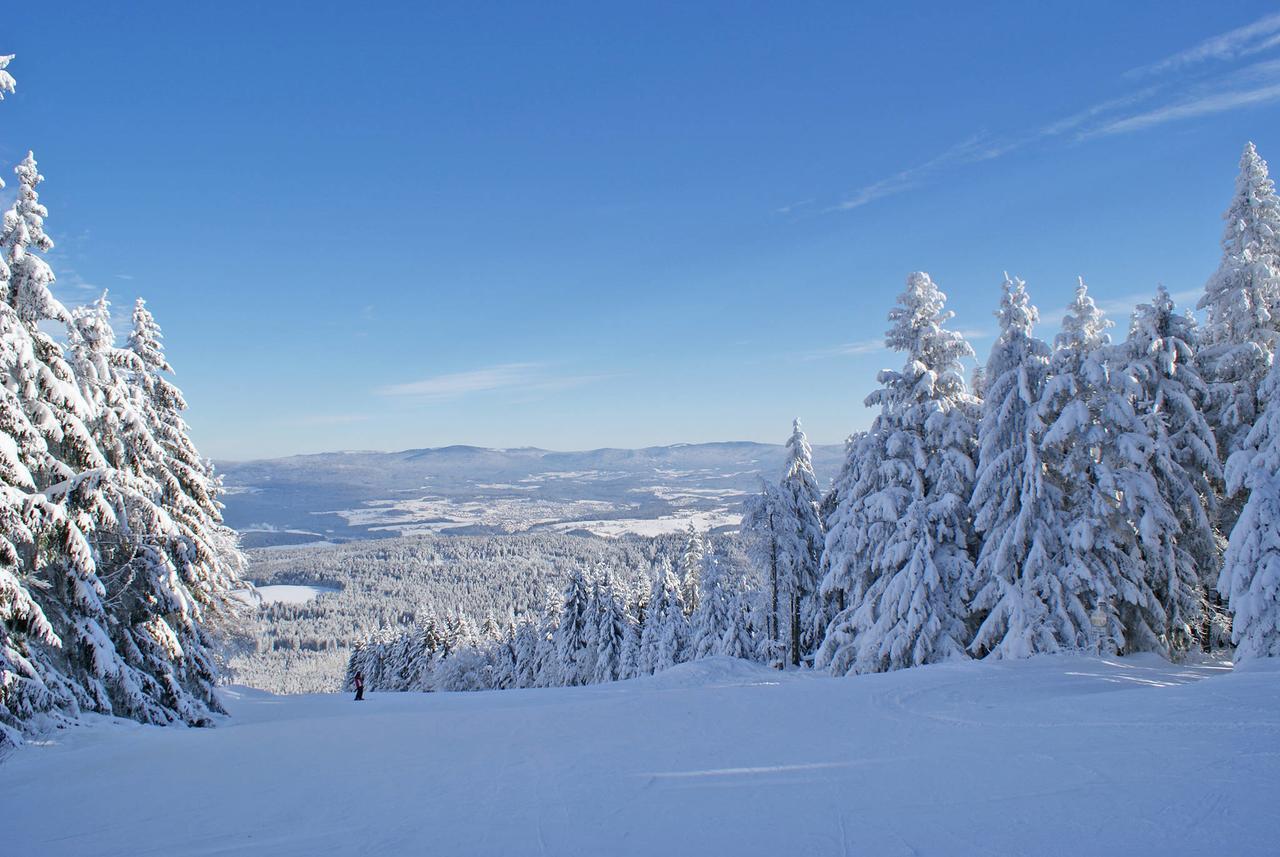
(3, 655, 1278, 857)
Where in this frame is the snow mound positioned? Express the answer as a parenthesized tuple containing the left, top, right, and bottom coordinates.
(630, 655, 792, 689)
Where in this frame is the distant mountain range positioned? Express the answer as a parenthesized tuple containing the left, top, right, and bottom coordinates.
(217, 442, 846, 547)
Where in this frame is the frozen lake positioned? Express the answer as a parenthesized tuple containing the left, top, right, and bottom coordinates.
(237, 584, 341, 606)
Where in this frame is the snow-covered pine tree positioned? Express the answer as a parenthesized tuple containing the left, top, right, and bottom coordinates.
(638, 559, 687, 674)
(618, 571, 649, 679)
(1038, 280, 1149, 654)
(531, 592, 563, 687)
(0, 55, 14, 100)
(127, 298, 244, 616)
(813, 431, 884, 675)
(774, 419, 824, 666)
(1197, 142, 1280, 530)
(552, 569, 594, 686)
(481, 611, 502, 642)
(693, 544, 763, 661)
(1125, 286, 1222, 650)
(403, 616, 446, 690)
(617, 608, 641, 679)
(0, 151, 198, 729)
(0, 81, 90, 744)
(4, 153, 70, 329)
(818, 273, 978, 674)
(691, 551, 732, 660)
(741, 420, 824, 669)
(722, 589, 762, 660)
(1219, 358, 1280, 660)
(433, 638, 490, 692)
(482, 617, 517, 690)
(970, 365, 987, 400)
(1034, 281, 1182, 660)
(63, 294, 236, 725)
(654, 574, 689, 673)
(967, 275, 1072, 658)
(591, 570, 626, 683)
(508, 616, 536, 688)
(677, 523, 705, 614)
(741, 483, 784, 667)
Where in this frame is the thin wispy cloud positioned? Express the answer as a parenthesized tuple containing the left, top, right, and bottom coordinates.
(378, 362, 606, 400)
(379, 363, 543, 398)
(1128, 11, 1280, 77)
(830, 135, 996, 212)
(806, 337, 885, 359)
(1080, 80, 1280, 140)
(819, 13, 1280, 215)
(774, 199, 813, 215)
(1036, 86, 1166, 137)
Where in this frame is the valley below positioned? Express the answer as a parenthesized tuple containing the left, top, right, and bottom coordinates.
(217, 442, 844, 546)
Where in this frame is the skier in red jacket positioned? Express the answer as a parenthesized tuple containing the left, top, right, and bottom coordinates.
(353, 672, 365, 701)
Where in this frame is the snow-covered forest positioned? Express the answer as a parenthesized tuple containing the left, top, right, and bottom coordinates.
(0, 55, 246, 750)
(348, 141, 1280, 694)
(229, 532, 677, 693)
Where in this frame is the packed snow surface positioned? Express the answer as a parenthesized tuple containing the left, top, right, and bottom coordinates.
(5, 655, 1278, 856)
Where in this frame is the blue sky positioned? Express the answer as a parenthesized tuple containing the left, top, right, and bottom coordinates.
(4, 2, 1280, 460)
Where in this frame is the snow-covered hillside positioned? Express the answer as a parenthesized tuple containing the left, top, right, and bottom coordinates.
(5, 655, 1277, 856)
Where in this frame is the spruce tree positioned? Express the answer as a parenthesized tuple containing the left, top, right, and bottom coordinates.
(0, 87, 91, 743)
(552, 569, 593, 686)
(511, 617, 542, 688)
(814, 431, 884, 674)
(1219, 359, 1280, 660)
(591, 571, 626, 683)
(1197, 142, 1280, 531)
(967, 275, 1069, 658)
(128, 299, 245, 614)
(639, 559, 687, 674)
(1039, 281, 1146, 654)
(0, 55, 14, 100)
(677, 523, 705, 614)
(1125, 286, 1221, 649)
(691, 552, 733, 660)
(818, 273, 978, 673)
(741, 484, 784, 667)
(690, 543, 758, 661)
(0, 151, 171, 725)
(618, 572, 648, 678)
(775, 419, 824, 665)
(742, 420, 824, 668)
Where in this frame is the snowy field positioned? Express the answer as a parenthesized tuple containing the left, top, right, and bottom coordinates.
(5, 654, 1278, 856)
(251, 584, 341, 605)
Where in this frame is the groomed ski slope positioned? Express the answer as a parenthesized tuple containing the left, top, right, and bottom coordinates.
(4, 655, 1278, 857)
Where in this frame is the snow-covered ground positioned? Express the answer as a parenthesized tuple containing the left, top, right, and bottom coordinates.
(4, 655, 1277, 856)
